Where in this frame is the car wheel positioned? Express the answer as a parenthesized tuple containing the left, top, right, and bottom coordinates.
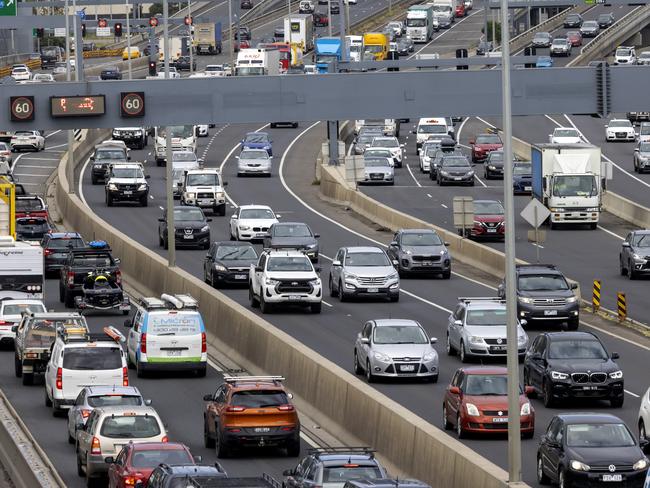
(640, 420, 647, 442)
(620, 258, 627, 276)
(106, 194, 113, 207)
(628, 261, 636, 280)
(19, 371, 32, 385)
(286, 438, 300, 457)
(310, 302, 322, 314)
(456, 414, 465, 438)
(140, 195, 148, 207)
(64, 289, 75, 308)
(389, 294, 399, 303)
(543, 380, 554, 407)
(365, 360, 375, 383)
(204, 418, 216, 448)
(14, 354, 22, 377)
(249, 286, 259, 308)
(558, 469, 567, 488)
(163, 236, 169, 250)
(459, 340, 469, 363)
(260, 293, 271, 314)
(45, 388, 52, 406)
(567, 317, 579, 330)
(442, 269, 451, 279)
(442, 404, 452, 430)
(77, 449, 85, 477)
(328, 275, 336, 297)
(215, 428, 229, 458)
(537, 456, 550, 485)
(446, 334, 455, 356)
(68, 428, 76, 445)
(136, 361, 145, 378)
(353, 350, 363, 374)
(610, 396, 624, 408)
(338, 280, 347, 302)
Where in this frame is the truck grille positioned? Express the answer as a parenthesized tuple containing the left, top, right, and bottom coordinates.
(276, 280, 312, 293)
(571, 372, 607, 383)
(532, 298, 566, 307)
(197, 192, 213, 199)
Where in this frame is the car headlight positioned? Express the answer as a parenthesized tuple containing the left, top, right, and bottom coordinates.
(404, 249, 412, 255)
(345, 273, 358, 281)
(565, 296, 577, 303)
(465, 403, 480, 417)
(488, 165, 496, 170)
(309, 278, 321, 286)
(518, 333, 528, 345)
(551, 371, 569, 380)
(570, 460, 590, 472)
(186, 192, 196, 199)
(213, 264, 227, 272)
(374, 351, 391, 362)
(518, 296, 534, 304)
(609, 370, 623, 379)
(387, 272, 399, 281)
(307, 243, 317, 249)
(520, 402, 531, 416)
(200, 225, 210, 233)
(239, 225, 250, 230)
(216, 191, 224, 198)
(549, 207, 565, 212)
(468, 336, 484, 345)
(467, 170, 475, 176)
(440, 170, 449, 176)
(137, 184, 148, 191)
(108, 183, 117, 190)
(423, 351, 437, 362)
(586, 207, 599, 212)
(633, 459, 648, 471)
(265, 278, 279, 286)
(633, 253, 642, 260)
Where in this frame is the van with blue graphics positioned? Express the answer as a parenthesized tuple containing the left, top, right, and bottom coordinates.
(124, 294, 207, 378)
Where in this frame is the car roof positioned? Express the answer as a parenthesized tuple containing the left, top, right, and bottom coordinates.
(399, 228, 437, 234)
(186, 168, 219, 174)
(320, 454, 378, 464)
(543, 331, 597, 342)
(130, 441, 189, 451)
(95, 405, 160, 416)
(214, 240, 254, 247)
(474, 199, 502, 205)
(48, 232, 82, 239)
(556, 413, 625, 425)
(160, 465, 224, 476)
(460, 366, 508, 375)
(85, 385, 141, 396)
(631, 229, 650, 235)
(345, 246, 384, 254)
(0, 299, 44, 307)
(373, 319, 420, 327)
(245, 131, 269, 137)
(239, 204, 273, 210)
(463, 300, 505, 311)
(345, 479, 428, 488)
(272, 221, 309, 227)
(515, 264, 562, 275)
(111, 163, 142, 170)
(266, 249, 310, 258)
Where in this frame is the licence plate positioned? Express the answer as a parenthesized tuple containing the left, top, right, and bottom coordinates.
(544, 310, 558, 316)
(492, 417, 508, 423)
(183, 235, 194, 239)
(254, 427, 271, 433)
(167, 350, 181, 356)
(487, 229, 497, 233)
(235, 274, 247, 280)
(399, 364, 416, 372)
(583, 386, 598, 390)
(255, 232, 266, 237)
(492, 346, 507, 352)
(367, 288, 379, 293)
(200, 199, 212, 205)
(288, 295, 302, 300)
(123, 190, 132, 195)
(454, 177, 462, 180)
(422, 262, 433, 266)
(524, 186, 532, 191)
(602, 475, 622, 482)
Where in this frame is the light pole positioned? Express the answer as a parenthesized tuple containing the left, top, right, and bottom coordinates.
(126, 0, 132, 79)
(163, 0, 176, 267)
(499, 0, 522, 481)
(287, 0, 292, 66)
(229, 0, 235, 73)
(338, 0, 346, 62)
(188, 0, 193, 74)
(65, 0, 74, 196)
(328, 0, 332, 36)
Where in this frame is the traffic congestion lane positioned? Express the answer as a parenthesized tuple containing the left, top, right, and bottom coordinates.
(0, 278, 320, 488)
(10, 130, 68, 196)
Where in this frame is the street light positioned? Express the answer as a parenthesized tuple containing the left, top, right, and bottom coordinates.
(163, 0, 175, 267)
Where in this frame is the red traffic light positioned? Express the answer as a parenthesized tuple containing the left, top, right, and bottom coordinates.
(114, 22, 123, 37)
(184, 15, 192, 25)
(149, 17, 158, 27)
(98, 18, 107, 28)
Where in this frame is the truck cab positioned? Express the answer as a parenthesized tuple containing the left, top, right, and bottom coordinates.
(180, 168, 228, 216)
(362, 33, 389, 61)
(314, 37, 342, 73)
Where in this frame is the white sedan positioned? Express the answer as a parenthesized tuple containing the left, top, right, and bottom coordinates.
(10, 131, 45, 152)
(606, 119, 636, 142)
(229, 205, 280, 241)
(549, 127, 582, 144)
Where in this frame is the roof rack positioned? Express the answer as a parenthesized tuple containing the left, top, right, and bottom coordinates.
(139, 296, 168, 310)
(161, 293, 199, 310)
(223, 375, 285, 385)
(515, 264, 557, 269)
(307, 447, 375, 457)
(57, 326, 125, 344)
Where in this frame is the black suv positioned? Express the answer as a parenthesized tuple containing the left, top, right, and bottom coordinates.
(563, 13, 583, 28)
(284, 448, 387, 488)
(524, 331, 624, 407)
(41, 232, 86, 276)
(203, 241, 258, 288)
(144, 464, 227, 488)
(158, 206, 212, 250)
(597, 12, 615, 28)
(498, 264, 579, 329)
(483, 150, 505, 179)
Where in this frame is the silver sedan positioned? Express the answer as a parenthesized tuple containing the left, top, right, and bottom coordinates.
(236, 148, 272, 177)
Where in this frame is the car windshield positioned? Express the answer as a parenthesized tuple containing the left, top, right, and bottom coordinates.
(548, 338, 609, 359)
(401, 232, 442, 246)
(345, 251, 390, 267)
(159, 125, 193, 138)
(598, 14, 610, 21)
(464, 375, 515, 395)
(616, 48, 631, 56)
(373, 324, 428, 344)
(534, 33, 549, 40)
(475, 134, 501, 144)
(273, 224, 311, 238)
(513, 163, 532, 175)
(566, 423, 635, 448)
(267, 257, 312, 272)
(552, 39, 566, 46)
(466, 308, 507, 326)
(16, 199, 44, 212)
(24, 322, 56, 347)
(365, 149, 392, 157)
(240, 209, 275, 219)
(131, 448, 193, 468)
(583, 21, 597, 27)
(372, 138, 398, 148)
(632, 233, 650, 247)
(610, 120, 632, 128)
(111, 168, 143, 179)
(100, 415, 161, 439)
(639, 126, 650, 135)
(518, 274, 569, 291)
(215, 245, 257, 260)
(323, 466, 382, 482)
(639, 143, 650, 153)
(63, 347, 122, 370)
(418, 124, 446, 134)
(87, 395, 142, 408)
(554, 129, 579, 137)
(148, 313, 202, 336)
(487, 152, 504, 162)
(357, 134, 375, 144)
(552, 175, 598, 197)
(186, 174, 220, 186)
(567, 31, 580, 37)
(567, 14, 580, 20)
(441, 157, 469, 168)
(244, 134, 269, 144)
(474, 201, 504, 215)
(230, 390, 289, 408)
(2, 303, 45, 315)
(71, 253, 113, 267)
(241, 150, 269, 160)
(95, 150, 125, 161)
(172, 152, 197, 162)
(365, 158, 390, 168)
(173, 208, 204, 221)
(206, 65, 224, 72)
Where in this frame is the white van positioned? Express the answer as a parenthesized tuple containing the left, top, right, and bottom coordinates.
(415, 117, 452, 151)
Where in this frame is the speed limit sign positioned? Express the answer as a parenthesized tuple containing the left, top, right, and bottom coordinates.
(10, 96, 35, 122)
(120, 92, 145, 118)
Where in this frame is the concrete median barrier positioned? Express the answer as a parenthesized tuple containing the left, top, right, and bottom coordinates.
(51, 122, 528, 488)
(603, 190, 650, 228)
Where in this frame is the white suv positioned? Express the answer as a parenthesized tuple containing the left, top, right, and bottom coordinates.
(105, 162, 150, 207)
(45, 327, 128, 414)
(179, 168, 227, 216)
(370, 136, 404, 167)
(606, 119, 636, 142)
(249, 249, 322, 314)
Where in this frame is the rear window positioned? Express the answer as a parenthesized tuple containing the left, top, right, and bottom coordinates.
(62, 347, 122, 370)
(148, 313, 202, 336)
(323, 466, 382, 483)
(230, 390, 289, 408)
(47, 238, 85, 249)
(2, 303, 45, 315)
(131, 448, 192, 468)
(100, 415, 161, 438)
(16, 199, 44, 212)
(87, 395, 142, 408)
(72, 253, 114, 267)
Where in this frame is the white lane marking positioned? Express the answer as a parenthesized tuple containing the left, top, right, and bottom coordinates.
(441, 203, 447, 208)
(79, 156, 91, 207)
(427, 193, 433, 198)
(625, 389, 640, 398)
(597, 225, 624, 240)
(544, 114, 564, 127)
(10, 153, 26, 171)
(475, 116, 495, 128)
(45, 130, 61, 139)
(159, 206, 164, 211)
(410, 9, 485, 58)
(47, 143, 68, 150)
(322, 300, 333, 308)
(474, 174, 487, 187)
(456, 116, 471, 143)
(15, 164, 57, 169)
(406, 164, 422, 187)
(531, 242, 544, 249)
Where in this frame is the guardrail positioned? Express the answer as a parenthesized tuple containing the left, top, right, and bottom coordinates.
(0, 389, 65, 488)
(82, 48, 124, 58)
(568, 4, 650, 66)
(0, 58, 42, 78)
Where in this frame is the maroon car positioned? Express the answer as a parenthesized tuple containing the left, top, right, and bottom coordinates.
(470, 133, 503, 163)
(566, 30, 582, 47)
(470, 200, 505, 240)
(313, 12, 329, 27)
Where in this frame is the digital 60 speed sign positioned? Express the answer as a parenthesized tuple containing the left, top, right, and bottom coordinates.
(120, 92, 145, 118)
(10, 96, 35, 122)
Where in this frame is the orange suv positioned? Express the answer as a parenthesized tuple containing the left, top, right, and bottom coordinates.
(203, 375, 300, 458)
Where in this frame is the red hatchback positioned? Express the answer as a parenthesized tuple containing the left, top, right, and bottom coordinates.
(442, 367, 535, 438)
(469, 200, 505, 240)
(566, 30, 583, 47)
(470, 133, 503, 163)
(106, 442, 197, 488)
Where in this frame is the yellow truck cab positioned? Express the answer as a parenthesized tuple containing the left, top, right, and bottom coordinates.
(362, 33, 389, 61)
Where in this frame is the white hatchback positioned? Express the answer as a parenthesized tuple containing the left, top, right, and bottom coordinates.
(230, 205, 280, 241)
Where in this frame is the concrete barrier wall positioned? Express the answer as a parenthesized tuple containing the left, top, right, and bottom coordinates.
(53, 125, 525, 488)
(603, 191, 650, 229)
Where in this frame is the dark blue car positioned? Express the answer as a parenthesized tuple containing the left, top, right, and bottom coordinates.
(513, 161, 532, 194)
(241, 132, 273, 156)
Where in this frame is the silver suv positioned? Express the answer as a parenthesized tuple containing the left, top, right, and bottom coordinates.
(328, 246, 399, 302)
(446, 297, 529, 363)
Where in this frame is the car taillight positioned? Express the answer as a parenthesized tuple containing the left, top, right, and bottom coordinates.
(201, 332, 206, 354)
(226, 406, 246, 412)
(140, 333, 146, 354)
(43, 249, 53, 256)
(90, 436, 101, 455)
(161, 435, 169, 443)
(115, 270, 122, 285)
(277, 405, 295, 412)
(81, 409, 91, 419)
(56, 367, 62, 390)
(122, 367, 128, 386)
(67, 271, 74, 286)
(123, 476, 137, 486)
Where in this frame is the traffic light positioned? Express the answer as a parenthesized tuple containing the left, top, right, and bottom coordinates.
(184, 15, 192, 25)
(149, 60, 157, 76)
(36, 28, 44, 38)
(149, 17, 158, 27)
(81, 23, 86, 37)
(115, 23, 123, 37)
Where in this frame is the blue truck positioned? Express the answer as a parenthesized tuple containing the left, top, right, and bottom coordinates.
(314, 37, 342, 73)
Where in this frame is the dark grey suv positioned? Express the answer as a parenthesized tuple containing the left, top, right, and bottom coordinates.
(387, 229, 451, 278)
(498, 264, 579, 329)
(263, 222, 320, 262)
(620, 229, 650, 279)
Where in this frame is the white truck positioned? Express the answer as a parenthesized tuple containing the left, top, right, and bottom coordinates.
(431, 0, 455, 28)
(346, 35, 364, 61)
(531, 143, 604, 229)
(179, 168, 228, 216)
(406, 4, 436, 42)
(0, 236, 44, 300)
(283, 14, 314, 52)
(158, 36, 183, 62)
(235, 48, 281, 76)
(154, 125, 197, 165)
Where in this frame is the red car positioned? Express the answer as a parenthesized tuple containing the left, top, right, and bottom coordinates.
(469, 200, 505, 240)
(442, 367, 535, 438)
(455, 4, 466, 16)
(313, 12, 329, 27)
(106, 442, 197, 488)
(469, 132, 502, 163)
(566, 30, 582, 47)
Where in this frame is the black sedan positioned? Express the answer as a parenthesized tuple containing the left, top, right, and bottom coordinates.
(563, 13, 583, 27)
(100, 66, 122, 80)
(241, 0, 253, 8)
(158, 206, 212, 250)
(396, 37, 414, 55)
(173, 56, 197, 71)
(203, 241, 258, 288)
(597, 12, 615, 28)
(41, 232, 86, 276)
(537, 413, 649, 487)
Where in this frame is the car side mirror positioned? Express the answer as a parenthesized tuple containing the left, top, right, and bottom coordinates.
(158, 218, 165, 222)
(570, 283, 578, 290)
(144, 399, 152, 406)
(314, 233, 320, 238)
(235, 156, 240, 159)
(114, 258, 121, 265)
(449, 386, 460, 395)
(207, 218, 213, 222)
(444, 242, 450, 246)
(223, 182, 228, 186)
(392, 259, 399, 266)
(123, 319, 132, 328)
(530, 352, 542, 361)
(145, 175, 151, 179)
(621, 241, 630, 247)
(410, 129, 416, 134)
(360, 337, 370, 344)
(231, 214, 237, 219)
(640, 438, 650, 454)
(276, 214, 282, 219)
(177, 182, 182, 187)
(104, 456, 115, 464)
(389, 241, 398, 247)
(430, 337, 437, 344)
(203, 394, 213, 401)
(454, 319, 462, 327)
(90, 156, 95, 161)
(127, 156, 131, 161)
(193, 455, 203, 463)
(611, 352, 620, 360)
(283, 469, 294, 476)
(525, 386, 535, 397)
(469, 138, 475, 145)
(255, 266, 262, 272)
(314, 265, 321, 273)
(11, 325, 18, 333)
(76, 421, 85, 431)
(332, 260, 341, 267)
(520, 319, 527, 327)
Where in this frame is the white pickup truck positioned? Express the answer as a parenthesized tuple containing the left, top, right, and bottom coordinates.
(179, 168, 227, 216)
